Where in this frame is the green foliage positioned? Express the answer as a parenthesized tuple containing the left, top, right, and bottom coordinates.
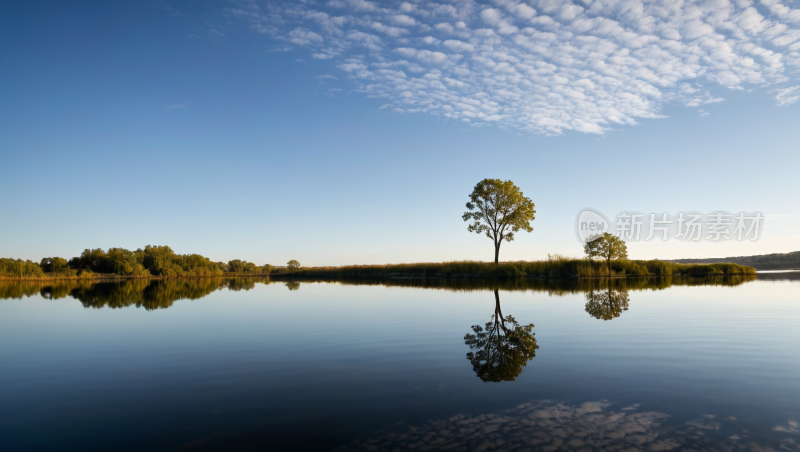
(641, 259, 676, 276)
(39, 257, 77, 276)
(463, 179, 536, 264)
(68, 248, 108, 272)
(227, 259, 263, 274)
(60, 245, 221, 278)
(142, 245, 177, 276)
(286, 260, 301, 271)
(0, 258, 44, 278)
(288, 258, 754, 280)
(2, 245, 259, 280)
(137, 245, 222, 277)
(228, 259, 247, 273)
(105, 248, 149, 277)
(67, 247, 148, 276)
(177, 254, 222, 277)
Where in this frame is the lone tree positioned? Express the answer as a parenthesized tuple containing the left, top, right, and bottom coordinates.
(463, 179, 536, 264)
(584, 232, 628, 277)
(286, 260, 301, 272)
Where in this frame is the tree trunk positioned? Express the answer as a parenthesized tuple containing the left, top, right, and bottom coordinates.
(494, 242, 501, 264)
(494, 289, 506, 331)
(607, 257, 611, 278)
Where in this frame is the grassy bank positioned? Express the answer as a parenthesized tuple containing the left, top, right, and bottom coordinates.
(1, 256, 756, 281)
(277, 258, 756, 279)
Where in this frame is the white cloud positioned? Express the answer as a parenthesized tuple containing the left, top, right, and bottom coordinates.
(347, 31, 383, 51)
(443, 39, 474, 52)
(229, 0, 800, 135)
(393, 14, 418, 27)
(773, 85, 800, 106)
(685, 97, 725, 107)
(166, 103, 189, 110)
(369, 21, 409, 37)
(287, 28, 323, 46)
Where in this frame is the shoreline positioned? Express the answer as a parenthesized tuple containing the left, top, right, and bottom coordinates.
(0, 272, 760, 283)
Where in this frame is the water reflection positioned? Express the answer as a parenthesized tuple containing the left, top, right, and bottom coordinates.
(0, 278, 270, 310)
(464, 289, 538, 382)
(336, 399, 800, 452)
(585, 286, 630, 321)
(0, 274, 759, 311)
(285, 281, 301, 291)
(332, 274, 757, 293)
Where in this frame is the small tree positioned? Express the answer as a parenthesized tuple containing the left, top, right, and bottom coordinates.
(286, 260, 301, 272)
(462, 179, 536, 264)
(584, 232, 628, 277)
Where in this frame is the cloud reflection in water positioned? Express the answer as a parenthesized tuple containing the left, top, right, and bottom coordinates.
(337, 400, 800, 452)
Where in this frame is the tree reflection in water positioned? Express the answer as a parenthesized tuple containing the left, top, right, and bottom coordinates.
(0, 274, 757, 312)
(464, 289, 538, 382)
(585, 285, 631, 321)
(285, 281, 301, 291)
(0, 278, 270, 311)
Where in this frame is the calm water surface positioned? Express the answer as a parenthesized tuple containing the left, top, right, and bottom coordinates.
(1, 274, 799, 451)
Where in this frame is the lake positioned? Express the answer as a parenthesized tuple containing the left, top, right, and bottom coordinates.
(1, 273, 799, 451)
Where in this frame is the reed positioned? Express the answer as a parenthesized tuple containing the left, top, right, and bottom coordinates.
(1, 255, 756, 281)
(286, 258, 756, 279)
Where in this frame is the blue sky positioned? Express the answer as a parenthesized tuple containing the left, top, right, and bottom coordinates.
(1, 0, 799, 266)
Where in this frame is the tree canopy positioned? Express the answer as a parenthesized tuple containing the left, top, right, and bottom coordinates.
(68, 246, 220, 277)
(39, 257, 75, 276)
(463, 179, 536, 264)
(286, 260, 301, 271)
(227, 260, 270, 274)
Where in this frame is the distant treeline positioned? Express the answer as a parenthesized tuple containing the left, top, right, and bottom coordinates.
(0, 245, 275, 280)
(670, 251, 800, 270)
(272, 257, 756, 279)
